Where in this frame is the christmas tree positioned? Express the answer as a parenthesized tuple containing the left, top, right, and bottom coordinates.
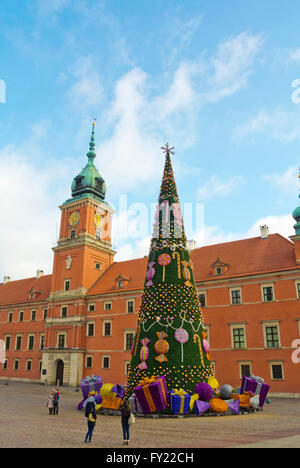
(125, 144, 215, 398)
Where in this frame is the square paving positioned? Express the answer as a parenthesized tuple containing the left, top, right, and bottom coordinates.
(0, 382, 299, 448)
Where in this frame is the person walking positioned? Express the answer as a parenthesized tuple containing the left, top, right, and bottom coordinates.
(120, 401, 131, 446)
(84, 394, 97, 444)
(47, 390, 54, 415)
(53, 388, 60, 415)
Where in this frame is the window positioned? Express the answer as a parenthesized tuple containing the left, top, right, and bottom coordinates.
(14, 359, 19, 371)
(231, 289, 241, 305)
(64, 280, 71, 292)
(5, 336, 11, 351)
(61, 306, 68, 318)
(263, 285, 274, 302)
(43, 309, 47, 320)
(232, 327, 246, 349)
(104, 302, 112, 311)
(199, 293, 206, 307)
(16, 336, 22, 351)
(26, 360, 32, 371)
(31, 310, 36, 321)
(28, 335, 35, 351)
(40, 335, 45, 350)
(3, 359, 8, 370)
(240, 363, 251, 378)
(96, 231, 101, 240)
(58, 335, 65, 349)
(216, 267, 222, 275)
(8, 312, 13, 322)
(87, 323, 95, 337)
(102, 356, 110, 369)
(265, 326, 280, 348)
(125, 332, 135, 351)
(296, 282, 300, 299)
(125, 361, 130, 376)
(86, 356, 93, 369)
(95, 263, 101, 271)
(118, 281, 123, 288)
(70, 230, 76, 239)
(103, 321, 112, 337)
(270, 362, 284, 380)
(75, 177, 83, 187)
(127, 300, 134, 314)
(19, 311, 24, 322)
(89, 304, 95, 312)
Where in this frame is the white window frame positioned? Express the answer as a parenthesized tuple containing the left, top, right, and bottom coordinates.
(27, 334, 35, 351)
(31, 309, 37, 321)
(230, 287, 242, 305)
(56, 332, 67, 349)
(88, 303, 96, 312)
(127, 299, 135, 314)
(262, 321, 281, 349)
(85, 355, 93, 369)
(14, 359, 19, 371)
(102, 355, 110, 369)
(125, 361, 130, 376)
(103, 320, 112, 337)
(269, 361, 284, 381)
(198, 291, 207, 307)
(26, 359, 32, 372)
(15, 334, 23, 351)
(104, 301, 112, 311)
(230, 324, 247, 349)
(86, 321, 95, 337)
(124, 330, 135, 351)
(295, 280, 300, 299)
(64, 279, 71, 292)
(239, 361, 252, 378)
(61, 305, 68, 318)
(261, 283, 275, 302)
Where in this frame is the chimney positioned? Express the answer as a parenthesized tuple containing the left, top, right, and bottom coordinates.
(36, 270, 44, 280)
(3, 276, 11, 285)
(187, 239, 197, 252)
(260, 225, 269, 240)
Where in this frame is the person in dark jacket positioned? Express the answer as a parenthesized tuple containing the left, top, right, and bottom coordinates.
(84, 395, 97, 444)
(53, 389, 60, 415)
(120, 401, 131, 446)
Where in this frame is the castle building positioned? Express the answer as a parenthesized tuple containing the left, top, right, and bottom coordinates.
(1, 125, 300, 396)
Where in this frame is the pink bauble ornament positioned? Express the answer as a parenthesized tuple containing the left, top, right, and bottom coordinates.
(203, 339, 210, 353)
(174, 328, 189, 344)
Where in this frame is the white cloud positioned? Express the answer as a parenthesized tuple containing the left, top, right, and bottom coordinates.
(233, 108, 300, 142)
(262, 166, 298, 194)
(289, 48, 300, 63)
(197, 174, 245, 200)
(206, 32, 264, 102)
(68, 56, 103, 112)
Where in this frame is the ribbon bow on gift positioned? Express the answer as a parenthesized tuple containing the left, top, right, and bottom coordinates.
(173, 389, 187, 396)
(139, 376, 158, 386)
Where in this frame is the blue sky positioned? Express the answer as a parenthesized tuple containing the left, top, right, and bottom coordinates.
(0, 0, 300, 279)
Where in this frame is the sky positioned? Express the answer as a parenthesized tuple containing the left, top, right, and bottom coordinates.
(0, 0, 300, 280)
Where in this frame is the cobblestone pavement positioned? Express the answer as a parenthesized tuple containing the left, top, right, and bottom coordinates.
(0, 382, 299, 449)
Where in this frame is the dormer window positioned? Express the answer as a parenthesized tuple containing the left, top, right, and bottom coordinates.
(75, 177, 83, 187)
(211, 258, 230, 277)
(95, 178, 103, 191)
(118, 281, 123, 288)
(114, 274, 131, 289)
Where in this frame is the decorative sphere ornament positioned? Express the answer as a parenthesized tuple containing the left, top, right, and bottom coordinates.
(220, 384, 233, 400)
(194, 382, 213, 401)
(174, 328, 189, 344)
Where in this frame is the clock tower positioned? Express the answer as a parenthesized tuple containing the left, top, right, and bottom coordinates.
(42, 122, 116, 386)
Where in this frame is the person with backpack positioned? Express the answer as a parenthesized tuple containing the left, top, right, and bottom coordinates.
(120, 401, 131, 446)
(84, 393, 97, 444)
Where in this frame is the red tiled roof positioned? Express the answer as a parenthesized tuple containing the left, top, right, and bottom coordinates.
(191, 234, 297, 282)
(0, 274, 52, 306)
(87, 234, 298, 296)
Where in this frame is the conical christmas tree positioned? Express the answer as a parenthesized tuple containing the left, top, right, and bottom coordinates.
(125, 144, 215, 399)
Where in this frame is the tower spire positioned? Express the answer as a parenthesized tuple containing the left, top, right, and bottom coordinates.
(87, 120, 96, 161)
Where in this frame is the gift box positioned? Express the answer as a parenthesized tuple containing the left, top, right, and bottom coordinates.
(170, 389, 191, 415)
(134, 376, 168, 414)
(80, 375, 102, 400)
(194, 400, 211, 416)
(112, 384, 125, 399)
(101, 395, 122, 410)
(230, 392, 251, 408)
(227, 399, 240, 415)
(241, 375, 270, 408)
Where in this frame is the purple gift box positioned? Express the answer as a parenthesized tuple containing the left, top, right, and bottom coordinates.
(112, 384, 125, 400)
(241, 375, 270, 408)
(134, 376, 168, 414)
(227, 399, 240, 415)
(80, 375, 102, 399)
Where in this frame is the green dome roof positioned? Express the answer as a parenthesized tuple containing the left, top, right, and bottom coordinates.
(71, 122, 106, 201)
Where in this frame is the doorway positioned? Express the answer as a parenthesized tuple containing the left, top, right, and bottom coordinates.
(56, 360, 64, 386)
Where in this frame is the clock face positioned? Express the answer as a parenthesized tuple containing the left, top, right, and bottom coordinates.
(94, 212, 105, 229)
(69, 211, 80, 226)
